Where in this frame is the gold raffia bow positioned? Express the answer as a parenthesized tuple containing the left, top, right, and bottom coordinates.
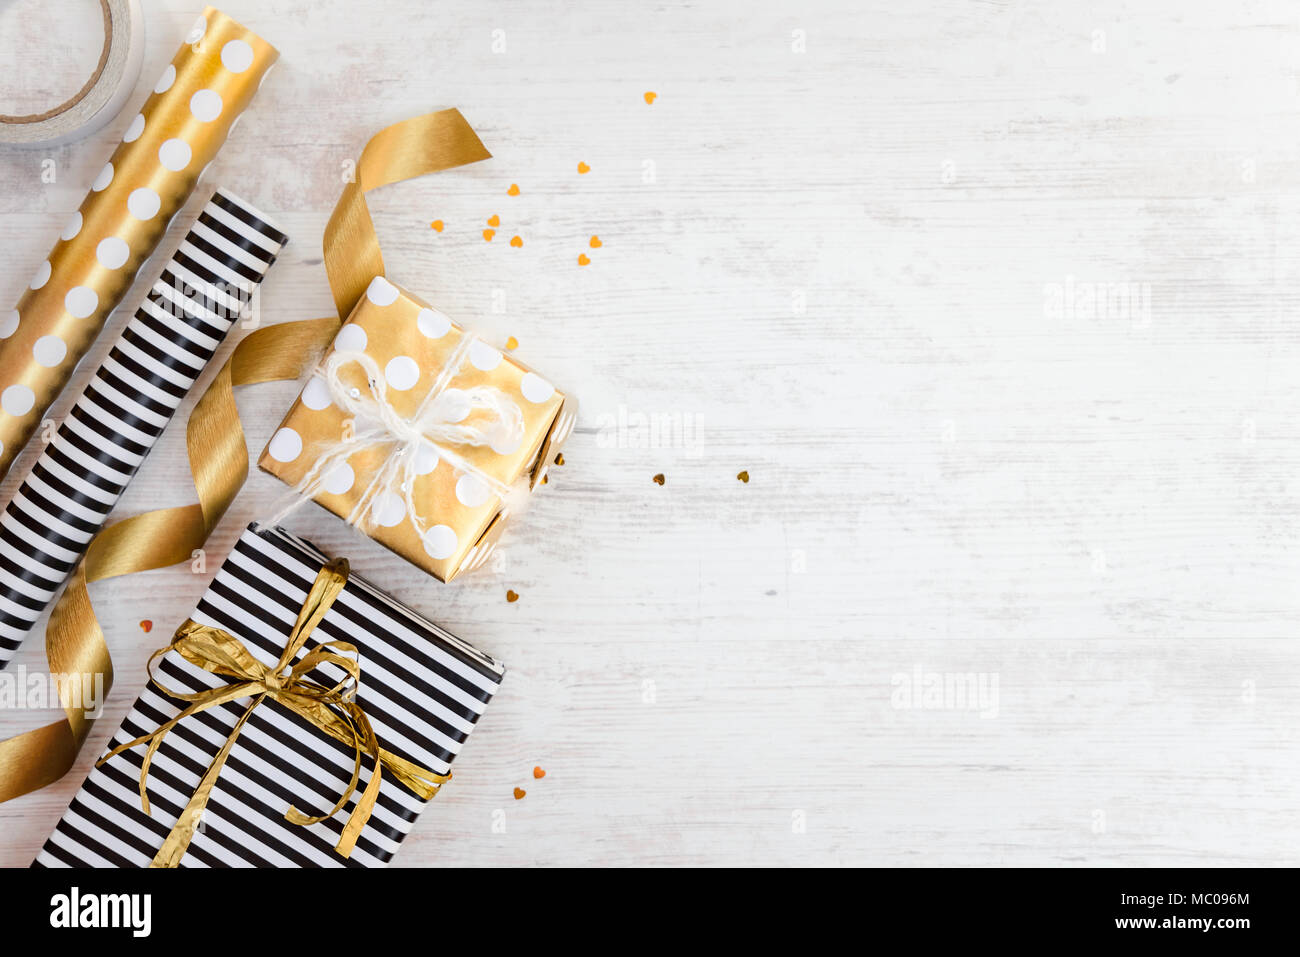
(98, 558, 447, 867)
(0, 108, 491, 805)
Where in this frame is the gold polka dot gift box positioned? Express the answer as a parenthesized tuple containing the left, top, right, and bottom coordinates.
(0, 7, 277, 480)
(259, 276, 577, 583)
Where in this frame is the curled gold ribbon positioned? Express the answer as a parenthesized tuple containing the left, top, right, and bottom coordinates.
(99, 558, 447, 867)
(0, 108, 491, 805)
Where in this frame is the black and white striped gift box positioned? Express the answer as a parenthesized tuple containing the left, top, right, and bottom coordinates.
(34, 522, 505, 868)
(0, 189, 287, 666)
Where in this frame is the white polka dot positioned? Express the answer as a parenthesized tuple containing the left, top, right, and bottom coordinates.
(30, 260, 51, 290)
(422, 525, 458, 560)
(384, 356, 420, 391)
(0, 310, 18, 339)
(371, 492, 406, 527)
(490, 428, 524, 455)
(128, 187, 161, 221)
(33, 335, 66, 367)
(221, 39, 255, 73)
(91, 163, 114, 192)
(413, 442, 439, 475)
(190, 89, 223, 122)
(301, 376, 333, 410)
(333, 324, 367, 353)
(455, 474, 492, 508)
(520, 372, 555, 403)
(65, 286, 98, 319)
(61, 211, 83, 241)
(433, 388, 471, 423)
(186, 15, 208, 44)
(323, 463, 355, 496)
(159, 139, 192, 172)
(267, 427, 302, 463)
(417, 308, 451, 339)
(154, 64, 176, 94)
(2, 385, 35, 417)
(96, 236, 130, 270)
(123, 113, 145, 143)
(366, 276, 399, 306)
(469, 340, 503, 371)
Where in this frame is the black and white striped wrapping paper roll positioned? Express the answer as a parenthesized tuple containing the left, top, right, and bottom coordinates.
(35, 522, 505, 868)
(0, 189, 287, 665)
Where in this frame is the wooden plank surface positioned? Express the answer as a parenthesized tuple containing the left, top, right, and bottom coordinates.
(1, 0, 1298, 867)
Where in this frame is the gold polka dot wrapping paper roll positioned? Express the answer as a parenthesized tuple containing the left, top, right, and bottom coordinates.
(0, 7, 278, 480)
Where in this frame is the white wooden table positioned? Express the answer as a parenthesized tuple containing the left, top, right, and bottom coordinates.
(1, 0, 1297, 867)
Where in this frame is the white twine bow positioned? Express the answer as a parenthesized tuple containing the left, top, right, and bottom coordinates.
(273, 332, 526, 545)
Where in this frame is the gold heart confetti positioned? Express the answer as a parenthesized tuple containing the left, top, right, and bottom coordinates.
(430, 220, 444, 232)
(513, 787, 526, 800)
(577, 161, 590, 174)
(505, 335, 519, 350)
(589, 235, 602, 248)
(506, 589, 519, 602)
(483, 228, 496, 242)
(577, 253, 590, 266)
(737, 470, 750, 483)
(507, 183, 520, 196)
(533, 766, 546, 779)
(644, 91, 657, 104)
(487, 214, 500, 227)
(653, 473, 665, 485)
(510, 235, 523, 248)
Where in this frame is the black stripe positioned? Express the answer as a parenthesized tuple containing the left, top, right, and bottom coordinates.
(68, 403, 152, 459)
(45, 442, 127, 495)
(119, 326, 204, 379)
(94, 366, 173, 419)
(128, 307, 215, 366)
(149, 271, 230, 330)
(0, 528, 64, 590)
(211, 191, 289, 247)
(80, 387, 164, 443)
(187, 231, 264, 283)
(15, 486, 99, 539)
(4, 498, 84, 556)
(105, 346, 189, 400)
(197, 210, 274, 263)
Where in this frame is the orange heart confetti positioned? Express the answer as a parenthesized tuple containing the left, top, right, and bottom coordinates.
(483, 229, 495, 242)
(139, 619, 153, 633)
(533, 766, 546, 779)
(737, 470, 750, 483)
(577, 253, 590, 266)
(506, 589, 519, 602)
(653, 473, 665, 485)
(589, 235, 602, 248)
(487, 214, 500, 227)
(510, 235, 523, 248)
(430, 220, 444, 232)
(507, 183, 520, 196)
(577, 162, 590, 174)
(644, 91, 657, 104)
(505, 336, 519, 350)
(513, 787, 526, 800)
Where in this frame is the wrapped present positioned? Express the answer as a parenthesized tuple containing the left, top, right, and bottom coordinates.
(258, 276, 577, 581)
(34, 522, 504, 868)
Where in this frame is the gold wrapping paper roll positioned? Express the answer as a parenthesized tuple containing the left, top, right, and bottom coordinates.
(0, 6, 277, 478)
(260, 278, 578, 582)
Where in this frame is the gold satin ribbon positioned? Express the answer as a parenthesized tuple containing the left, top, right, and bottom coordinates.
(99, 559, 447, 867)
(0, 108, 491, 805)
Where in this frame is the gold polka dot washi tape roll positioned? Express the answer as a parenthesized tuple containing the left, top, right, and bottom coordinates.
(0, 7, 278, 480)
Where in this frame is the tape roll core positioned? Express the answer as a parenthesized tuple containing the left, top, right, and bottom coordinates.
(0, 0, 144, 147)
